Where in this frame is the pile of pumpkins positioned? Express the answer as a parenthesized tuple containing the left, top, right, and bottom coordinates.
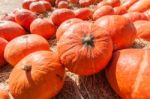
(0, 0, 150, 99)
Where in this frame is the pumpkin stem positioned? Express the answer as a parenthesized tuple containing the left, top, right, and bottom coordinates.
(22, 65, 32, 71)
(82, 35, 94, 47)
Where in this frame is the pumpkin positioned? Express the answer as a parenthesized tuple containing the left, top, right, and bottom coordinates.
(113, 6, 127, 15)
(134, 20, 150, 41)
(57, 21, 113, 75)
(106, 49, 150, 99)
(55, 0, 66, 5)
(39, 1, 52, 10)
(95, 1, 110, 10)
(67, 0, 79, 4)
(93, 5, 114, 20)
(0, 90, 9, 99)
(58, 1, 69, 8)
(56, 18, 82, 40)
(0, 21, 25, 41)
(22, 0, 36, 9)
(128, 0, 150, 12)
(39, 0, 55, 6)
(9, 51, 65, 99)
(4, 34, 50, 66)
(50, 8, 75, 26)
(14, 9, 37, 30)
(79, 0, 94, 7)
(103, 0, 120, 7)
(0, 13, 16, 22)
(121, 0, 137, 9)
(95, 15, 136, 50)
(30, 18, 56, 39)
(123, 12, 148, 22)
(74, 8, 93, 20)
(0, 37, 8, 67)
(29, 1, 47, 13)
(144, 9, 150, 20)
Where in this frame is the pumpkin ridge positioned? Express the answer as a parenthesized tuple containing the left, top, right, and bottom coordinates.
(131, 50, 149, 98)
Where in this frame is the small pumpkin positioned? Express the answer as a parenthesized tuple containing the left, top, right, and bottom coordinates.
(56, 18, 82, 40)
(95, 1, 110, 10)
(39, 1, 52, 10)
(55, 0, 66, 5)
(113, 6, 127, 15)
(57, 21, 113, 75)
(79, 0, 94, 7)
(22, 0, 36, 9)
(121, 0, 137, 9)
(0, 37, 8, 67)
(128, 0, 150, 12)
(9, 51, 65, 99)
(30, 18, 56, 39)
(50, 8, 75, 26)
(0, 90, 9, 99)
(103, 0, 120, 7)
(0, 21, 25, 41)
(106, 49, 150, 99)
(123, 12, 148, 22)
(74, 8, 93, 20)
(93, 5, 114, 20)
(134, 20, 150, 41)
(58, 1, 69, 8)
(4, 34, 50, 66)
(14, 9, 37, 30)
(95, 15, 136, 50)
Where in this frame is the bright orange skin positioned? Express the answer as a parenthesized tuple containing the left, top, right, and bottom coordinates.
(39, 0, 55, 6)
(55, 0, 66, 5)
(95, 15, 136, 50)
(56, 18, 82, 40)
(95, 1, 110, 10)
(121, 0, 137, 9)
(144, 9, 150, 20)
(30, 18, 56, 39)
(134, 20, 150, 41)
(128, 0, 150, 12)
(0, 13, 16, 22)
(0, 90, 9, 99)
(39, 1, 52, 10)
(0, 21, 25, 41)
(4, 34, 50, 66)
(29, 1, 47, 13)
(79, 0, 95, 7)
(58, 1, 69, 8)
(22, 0, 36, 9)
(57, 21, 113, 75)
(123, 12, 148, 22)
(50, 8, 75, 26)
(106, 49, 150, 99)
(14, 9, 37, 30)
(0, 37, 8, 67)
(9, 51, 65, 99)
(93, 5, 114, 20)
(113, 6, 127, 15)
(74, 8, 93, 20)
(103, 0, 120, 7)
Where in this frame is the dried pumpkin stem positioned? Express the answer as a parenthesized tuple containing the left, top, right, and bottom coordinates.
(82, 35, 94, 47)
(22, 65, 32, 71)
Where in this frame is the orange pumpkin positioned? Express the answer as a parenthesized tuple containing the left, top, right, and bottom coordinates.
(121, 0, 137, 9)
(14, 9, 37, 30)
(22, 0, 36, 9)
(79, 0, 94, 7)
(0, 21, 25, 41)
(55, 0, 66, 5)
(9, 51, 65, 99)
(67, 0, 79, 4)
(0, 13, 16, 22)
(57, 21, 113, 75)
(128, 0, 150, 12)
(106, 49, 150, 99)
(50, 8, 75, 26)
(29, 1, 47, 13)
(39, 1, 52, 10)
(103, 0, 120, 7)
(74, 8, 93, 20)
(58, 1, 69, 8)
(56, 18, 82, 40)
(0, 37, 8, 67)
(123, 12, 148, 22)
(95, 15, 136, 50)
(30, 18, 56, 39)
(93, 5, 114, 20)
(134, 20, 150, 41)
(95, 1, 110, 10)
(0, 90, 9, 99)
(113, 6, 127, 15)
(4, 34, 50, 66)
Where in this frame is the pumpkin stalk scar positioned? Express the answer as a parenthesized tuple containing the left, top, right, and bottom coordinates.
(21, 65, 32, 71)
(82, 35, 94, 47)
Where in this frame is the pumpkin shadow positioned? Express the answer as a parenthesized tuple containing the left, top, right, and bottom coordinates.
(78, 70, 121, 99)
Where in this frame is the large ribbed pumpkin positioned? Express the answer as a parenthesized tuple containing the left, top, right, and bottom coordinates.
(9, 51, 65, 99)
(57, 21, 113, 75)
(106, 49, 150, 99)
(0, 21, 25, 41)
(4, 34, 49, 66)
(134, 20, 150, 41)
(95, 15, 136, 50)
(0, 37, 8, 67)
